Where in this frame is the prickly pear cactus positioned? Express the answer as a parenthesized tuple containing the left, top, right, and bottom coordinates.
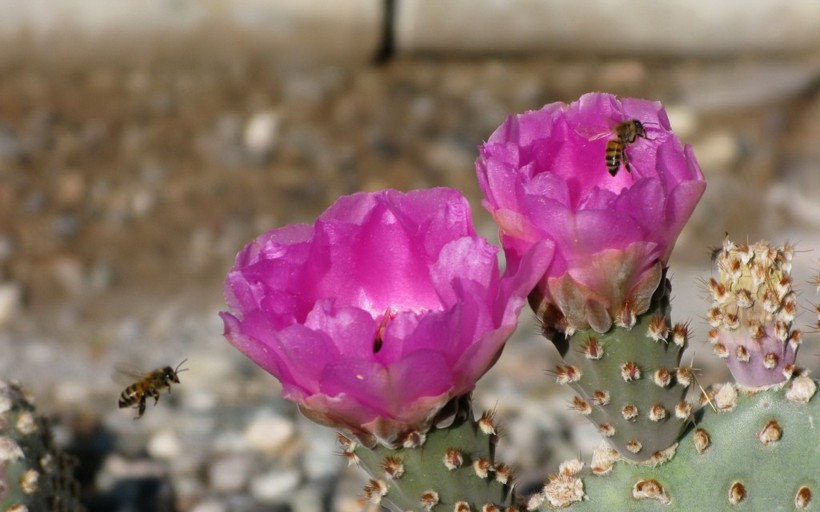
(529, 376, 820, 510)
(0, 380, 84, 512)
(551, 276, 692, 462)
(339, 399, 518, 511)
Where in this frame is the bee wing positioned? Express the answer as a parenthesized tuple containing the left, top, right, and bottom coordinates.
(574, 122, 613, 141)
(112, 362, 149, 385)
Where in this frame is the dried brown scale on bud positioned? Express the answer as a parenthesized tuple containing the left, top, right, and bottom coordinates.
(676, 367, 693, 387)
(625, 440, 642, 454)
(646, 315, 669, 342)
(786, 375, 817, 403)
(620, 362, 641, 382)
(671, 322, 689, 346)
(482, 505, 500, 512)
(382, 456, 405, 480)
(652, 368, 672, 387)
(728, 481, 746, 505)
(443, 447, 464, 470)
(455, 502, 472, 512)
(632, 479, 671, 504)
(582, 337, 602, 360)
(20, 468, 39, 494)
(598, 423, 615, 437)
(713, 382, 739, 411)
(494, 463, 513, 485)
(693, 428, 711, 454)
(782, 363, 796, 380)
(421, 490, 440, 510)
(571, 396, 592, 415)
(756, 420, 782, 445)
(559, 458, 584, 476)
(553, 365, 582, 384)
(337, 434, 361, 466)
(674, 401, 692, 419)
(362, 479, 389, 504)
(474, 458, 493, 479)
(621, 404, 638, 421)
(478, 410, 497, 436)
(709, 237, 799, 388)
(795, 486, 812, 509)
(536, 459, 585, 509)
(401, 430, 426, 448)
(648, 404, 667, 422)
(647, 445, 676, 465)
(763, 353, 779, 369)
(591, 390, 610, 406)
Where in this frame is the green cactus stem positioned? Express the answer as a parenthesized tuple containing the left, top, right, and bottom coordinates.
(546, 274, 691, 462)
(529, 376, 819, 510)
(339, 396, 519, 511)
(0, 380, 84, 512)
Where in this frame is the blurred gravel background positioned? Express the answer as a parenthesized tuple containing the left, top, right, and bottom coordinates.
(0, 2, 819, 511)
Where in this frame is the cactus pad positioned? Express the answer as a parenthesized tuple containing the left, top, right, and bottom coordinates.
(0, 380, 84, 512)
(530, 377, 820, 510)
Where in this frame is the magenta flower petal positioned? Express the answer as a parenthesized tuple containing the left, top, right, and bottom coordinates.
(221, 187, 551, 447)
(477, 93, 706, 333)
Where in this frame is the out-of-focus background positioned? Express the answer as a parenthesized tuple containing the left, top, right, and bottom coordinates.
(0, 1, 818, 510)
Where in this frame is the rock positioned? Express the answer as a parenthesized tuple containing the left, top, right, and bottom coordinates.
(249, 468, 301, 504)
(242, 410, 295, 455)
(208, 454, 255, 493)
(147, 429, 182, 460)
(243, 110, 281, 161)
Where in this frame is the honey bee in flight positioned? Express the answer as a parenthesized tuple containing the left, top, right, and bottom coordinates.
(605, 119, 648, 176)
(117, 359, 188, 419)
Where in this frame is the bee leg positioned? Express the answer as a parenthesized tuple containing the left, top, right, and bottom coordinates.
(623, 151, 633, 173)
(149, 387, 160, 406)
(136, 396, 146, 419)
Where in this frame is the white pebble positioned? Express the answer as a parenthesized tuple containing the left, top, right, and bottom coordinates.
(249, 468, 301, 504)
(208, 454, 254, 493)
(244, 110, 280, 157)
(147, 429, 182, 460)
(243, 411, 295, 455)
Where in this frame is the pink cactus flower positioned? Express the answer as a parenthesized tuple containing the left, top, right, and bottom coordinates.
(476, 93, 706, 333)
(221, 188, 550, 447)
